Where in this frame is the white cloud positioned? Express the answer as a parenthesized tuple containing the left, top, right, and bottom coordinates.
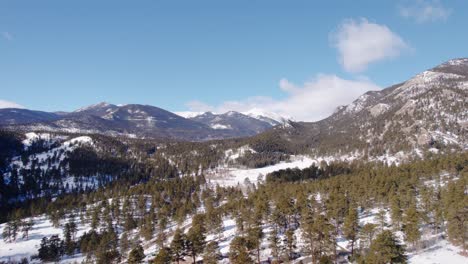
(185, 74, 381, 122)
(399, 0, 452, 23)
(0, 99, 24, 109)
(330, 18, 408, 73)
(2, 31, 13, 41)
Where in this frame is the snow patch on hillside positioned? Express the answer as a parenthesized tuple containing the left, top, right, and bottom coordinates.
(409, 240, 467, 264)
(0, 216, 91, 263)
(211, 124, 231, 130)
(174, 111, 206, 119)
(224, 145, 256, 161)
(242, 108, 290, 125)
(209, 156, 316, 187)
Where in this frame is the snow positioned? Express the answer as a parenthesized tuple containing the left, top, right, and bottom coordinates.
(63, 136, 93, 146)
(344, 94, 370, 114)
(444, 58, 468, 66)
(174, 111, 206, 119)
(392, 70, 465, 99)
(224, 145, 256, 161)
(209, 156, 316, 187)
(242, 108, 291, 125)
(74, 102, 111, 112)
(5, 134, 96, 191)
(409, 240, 467, 264)
(211, 123, 231, 130)
(22, 132, 50, 148)
(369, 103, 390, 117)
(0, 215, 91, 263)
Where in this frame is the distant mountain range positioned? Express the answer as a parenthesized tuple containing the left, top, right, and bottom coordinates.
(1, 58, 467, 150)
(0, 103, 290, 141)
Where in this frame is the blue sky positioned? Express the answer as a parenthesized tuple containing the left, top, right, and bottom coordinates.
(0, 0, 466, 120)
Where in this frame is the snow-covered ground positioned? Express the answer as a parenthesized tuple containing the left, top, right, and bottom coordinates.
(208, 156, 317, 187)
(1, 206, 466, 263)
(0, 215, 91, 263)
(409, 240, 467, 264)
(355, 208, 466, 264)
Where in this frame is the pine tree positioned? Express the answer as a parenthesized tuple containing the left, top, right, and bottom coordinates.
(128, 244, 145, 264)
(246, 219, 263, 263)
(390, 195, 403, 230)
(285, 228, 296, 260)
(153, 247, 171, 264)
(403, 203, 421, 248)
(366, 230, 407, 264)
(359, 223, 377, 254)
(120, 232, 130, 255)
(63, 219, 77, 255)
(2, 221, 16, 242)
(91, 208, 100, 230)
(186, 215, 206, 264)
(268, 227, 280, 260)
(377, 209, 387, 231)
(38, 235, 64, 262)
(141, 214, 154, 241)
(229, 236, 254, 264)
(343, 206, 359, 256)
(203, 241, 221, 264)
(170, 228, 186, 264)
(444, 178, 468, 253)
(21, 220, 34, 240)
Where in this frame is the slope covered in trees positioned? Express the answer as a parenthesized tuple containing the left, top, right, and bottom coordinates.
(1, 151, 466, 263)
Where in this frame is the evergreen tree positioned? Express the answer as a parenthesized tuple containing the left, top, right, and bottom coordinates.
(203, 241, 221, 264)
(186, 222, 206, 264)
(444, 178, 468, 253)
(285, 228, 296, 260)
(128, 244, 145, 264)
(153, 247, 171, 264)
(21, 220, 34, 240)
(366, 230, 407, 264)
(63, 219, 77, 255)
(343, 206, 359, 256)
(229, 236, 254, 264)
(38, 235, 64, 262)
(120, 232, 130, 255)
(359, 223, 377, 254)
(403, 203, 421, 248)
(390, 195, 403, 230)
(141, 214, 155, 241)
(268, 227, 280, 260)
(2, 221, 18, 242)
(170, 228, 186, 264)
(246, 219, 263, 263)
(377, 209, 387, 231)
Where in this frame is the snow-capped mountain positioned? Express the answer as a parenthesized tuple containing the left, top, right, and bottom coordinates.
(187, 111, 275, 137)
(2, 104, 285, 141)
(176, 109, 291, 126)
(253, 58, 468, 159)
(241, 108, 292, 126)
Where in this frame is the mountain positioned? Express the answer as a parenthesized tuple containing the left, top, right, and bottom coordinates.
(186, 111, 278, 137)
(250, 58, 468, 160)
(15, 103, 231, 141)
(0, 108, 60, 125)
(241, 108, 291, 126)
(176, 109, 290, 126)
(2, 103, 283, 141)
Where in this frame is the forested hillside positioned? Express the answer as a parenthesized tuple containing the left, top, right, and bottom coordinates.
(1, 148, 466, 263)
